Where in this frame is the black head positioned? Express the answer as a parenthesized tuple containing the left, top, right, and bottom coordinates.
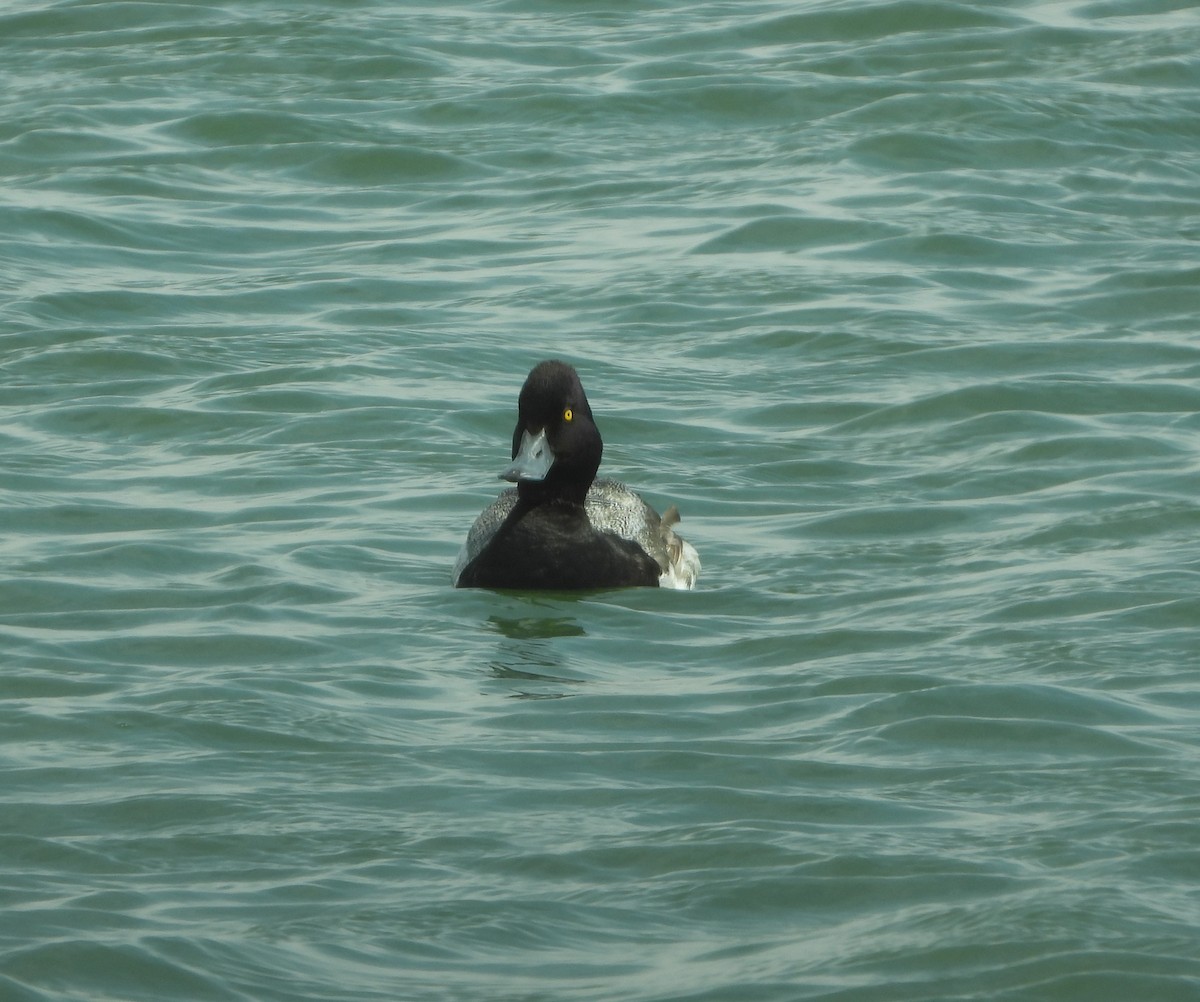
(502, 360, 601, 505)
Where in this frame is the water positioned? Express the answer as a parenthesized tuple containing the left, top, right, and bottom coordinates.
(3, 1, 1200, 999)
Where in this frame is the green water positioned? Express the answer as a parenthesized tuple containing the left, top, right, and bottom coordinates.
(3, 1, 1199, 1000)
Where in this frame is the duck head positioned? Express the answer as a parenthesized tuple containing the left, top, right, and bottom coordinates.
(500, 360, 601, 505)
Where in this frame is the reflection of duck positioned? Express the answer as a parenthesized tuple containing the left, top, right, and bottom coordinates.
(453, 360, 700, 591)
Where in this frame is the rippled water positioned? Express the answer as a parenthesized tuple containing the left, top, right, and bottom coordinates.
(3, 1, 1200, 999)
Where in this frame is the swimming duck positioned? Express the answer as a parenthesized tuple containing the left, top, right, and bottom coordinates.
(453, 360, 700, 590)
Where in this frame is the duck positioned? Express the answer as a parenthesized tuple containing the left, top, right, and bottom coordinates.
(453, 360, 700, 590)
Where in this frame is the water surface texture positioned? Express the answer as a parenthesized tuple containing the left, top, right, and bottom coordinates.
(3, 1, 1200, 1000)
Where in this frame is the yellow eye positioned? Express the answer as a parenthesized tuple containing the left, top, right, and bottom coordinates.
(563, 407, 573, 422)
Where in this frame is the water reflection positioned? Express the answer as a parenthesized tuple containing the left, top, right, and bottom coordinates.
(485, 614, 589, 698)
(487, 614, 586, 641)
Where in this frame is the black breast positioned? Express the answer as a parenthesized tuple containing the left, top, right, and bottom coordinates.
(456, 501, 660, 590)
